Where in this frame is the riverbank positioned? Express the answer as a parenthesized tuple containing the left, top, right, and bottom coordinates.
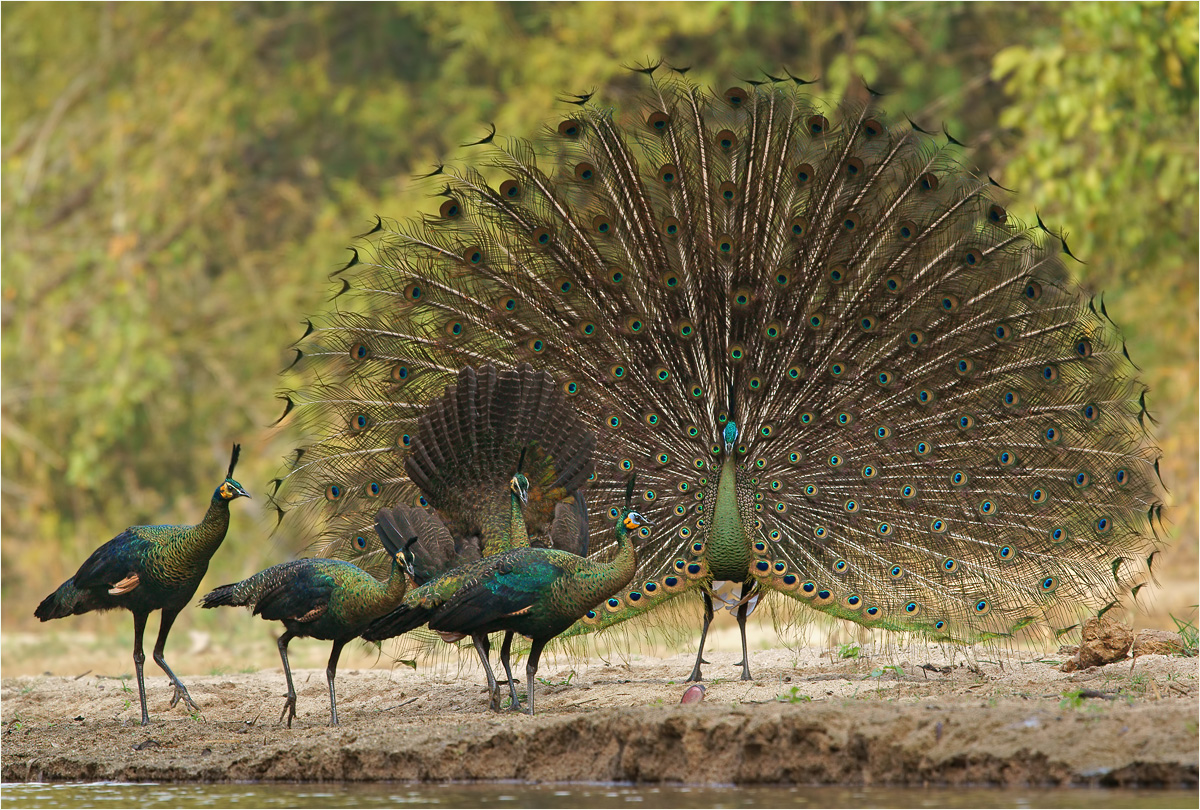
(2, 646, 1196, 787)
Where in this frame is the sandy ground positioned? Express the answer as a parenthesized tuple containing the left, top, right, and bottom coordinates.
(2, 631, 1197, 788)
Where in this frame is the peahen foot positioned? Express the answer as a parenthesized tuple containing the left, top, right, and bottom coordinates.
(168, 682, 199, 713)
(278, 693, 297, 728)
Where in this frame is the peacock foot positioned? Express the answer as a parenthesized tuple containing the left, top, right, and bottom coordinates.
(685, 667, 704, 683)
(279, 694, 297, 728)
(169, 683, 199, 713)
(487, 685, 502, 712)
(506, 698, 523, 713)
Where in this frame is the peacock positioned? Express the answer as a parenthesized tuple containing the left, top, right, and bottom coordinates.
(35, 444, 250, 724)
(273, 66, 1165, 684)
(361, 362, 596, 710)
(364, 478, 646, 715)
(199, 530, 417, 727)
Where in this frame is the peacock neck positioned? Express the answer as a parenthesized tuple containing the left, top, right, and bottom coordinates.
(708, 454, 751, 580)
(181, 495, 232, 560)
(480, 492, 529, 557)
(381, 556, 408, 605)
(572, 516, 638, 608)
(508, 492, 531, 549)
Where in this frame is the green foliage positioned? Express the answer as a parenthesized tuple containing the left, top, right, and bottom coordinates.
(2, 2, 1195, 637)
(777, 686, 812, 704)
(838, 643, 861, 660)
(1170, 611, 1199, 657)
(1059, 689, 1087, 710)
(993, 2, 1199, 284)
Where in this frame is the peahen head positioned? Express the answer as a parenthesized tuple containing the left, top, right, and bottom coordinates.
(510, 472, 530, 505)
(215, 443, 251, 502)
(723, 422, 739, 453)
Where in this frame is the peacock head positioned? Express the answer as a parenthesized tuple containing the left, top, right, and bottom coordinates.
(510, 472, 530, 505)
(216, 443, 251, 502)
(399, 536, 418, 577)
(723, 421, 739, 453)
(622, 511, 650, 531)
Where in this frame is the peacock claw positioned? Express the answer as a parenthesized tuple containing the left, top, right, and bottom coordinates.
(279, 694, 297, 728)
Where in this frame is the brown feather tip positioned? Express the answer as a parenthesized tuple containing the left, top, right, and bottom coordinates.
(108, 573, 140, 596)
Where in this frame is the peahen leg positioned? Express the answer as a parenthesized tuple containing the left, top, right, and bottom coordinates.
(733, 581, 755, 681)
(326, 639, 345, 726)
(499, 631, 521, 712)
(686, 592, 716, 682)
(524, 638, 547, 716)
(152, 608, 198, 713)
(472, 634, 501, 712)
(131, 611, 150, 725)
(277, 631, 298, 728)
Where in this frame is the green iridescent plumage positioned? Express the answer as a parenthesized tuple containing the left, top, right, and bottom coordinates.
(364, 480, 644, 715)
(35, 444, 249, 724)
(363, 363, 597, 710)
(274, 68, 1165, 683)
(200, 530, 415, 727)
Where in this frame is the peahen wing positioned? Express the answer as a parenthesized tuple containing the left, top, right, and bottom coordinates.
(246, 560, 337, 623)
(72, 529, 156, 592)
(424, 551, 565, 637)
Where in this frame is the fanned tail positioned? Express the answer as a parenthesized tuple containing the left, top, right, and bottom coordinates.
(274, 69, 1165, 651)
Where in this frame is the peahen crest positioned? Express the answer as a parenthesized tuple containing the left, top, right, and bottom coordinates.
(274, 68, 1165, 661)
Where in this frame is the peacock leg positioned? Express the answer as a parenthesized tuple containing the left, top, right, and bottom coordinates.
(153, 608, 198, 713)
(472, 634, 500, 712)
(499, 631, 521, 712)
(685, 592, 716, 682)
(131, 611, 151, 725)
(524, 638, 547, 716)
(276, 631, 298, 728)
(733, 581, 755, 681)
(325, 639, 345, 726)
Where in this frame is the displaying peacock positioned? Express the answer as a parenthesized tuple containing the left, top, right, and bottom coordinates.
(360, 362, 596, 709)
(364, 478, 646, 715)
(274, 67, 1165, 683)
(199, 530, 417, 727)
(35, 445, 250, 724)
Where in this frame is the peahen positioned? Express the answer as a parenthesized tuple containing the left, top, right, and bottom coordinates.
(274, 67, 1165, 683)
(35, 444, 250, 724)
(364, 478, 646, 715)
(199, 530, 417, 727)
(361, 362, 596, 710)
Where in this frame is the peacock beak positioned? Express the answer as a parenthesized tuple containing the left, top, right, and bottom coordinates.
(234, 484, 251, 499)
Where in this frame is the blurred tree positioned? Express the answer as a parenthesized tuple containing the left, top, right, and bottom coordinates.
(2, 2, 1194, 633)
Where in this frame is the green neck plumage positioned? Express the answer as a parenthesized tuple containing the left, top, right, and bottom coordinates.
(508, 490, 531, 549)
(381, 554, 408, 604)
(573, 512, 638, 607)
(707, 452, 750, 580)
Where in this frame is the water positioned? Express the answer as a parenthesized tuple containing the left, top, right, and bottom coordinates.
(2, 782, 1195, 809)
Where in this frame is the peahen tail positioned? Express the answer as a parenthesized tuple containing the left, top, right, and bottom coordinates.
(198, 581, 252, 610)
(34, 578, 94, 621)
(274, 67, 1165, 648)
